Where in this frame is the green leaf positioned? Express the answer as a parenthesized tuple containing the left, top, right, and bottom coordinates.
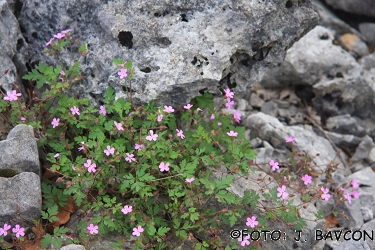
(157, 227, 170, 236)
(147, 223, 157, 236)
(126, 60, 133, 69)
(79, 42, 88, 53)
(194, 92, 214, 111)
(104, 86, 115, 103)
(41, 234, 53, 249)
(295, 218, 307, 231)
(216, 190, 236, 204)
(242, 190, 259, 208)
(113, 58, 125, 67)
(169, 151, 178, 159)
(113, 98, 128, 118)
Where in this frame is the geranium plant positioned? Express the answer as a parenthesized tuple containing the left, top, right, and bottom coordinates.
(0, 30, 358, 249)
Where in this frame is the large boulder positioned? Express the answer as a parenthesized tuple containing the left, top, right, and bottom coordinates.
(0, 0, 28, 96)
(324, 0, 375, 18)
(16, 0, 318, 107)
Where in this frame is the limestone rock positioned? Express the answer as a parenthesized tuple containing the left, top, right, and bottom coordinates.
(17, 0, 318, 107)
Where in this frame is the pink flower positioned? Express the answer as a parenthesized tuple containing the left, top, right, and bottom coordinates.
(3, 90, 22, 101)
(159, 162, 170, 172)
(99, 105, 107, 116)
(351, 190, 360, 199)
(197, 108, 202, 112)
(114, 121, 124, 131)
(321, 187, 331, 201)
(224, 88, 234, 99)
(60, 71, 65, 75)
(54, 33, 65, 39)
(51, 118, 60, 128)
(184, 104, 193, 110)
(70, 106, 80, 115)
(46, 38, 54, 46)
(269, 160, 279, 171)
(246, 216, 258, 228)
(121, 205, 133, 214)
(128, 112, 134, 116)
(238, 235, 250, 246)
(20, 117, 26, 122)
(78, 141, 88, 151)
(227, 131, 238, 137)
(210, 114, 215, 121)
(87, 224, 98, 234)
(132, 225, 144, 237)
(125, 153, 136, 163)
(0, 224, 11, 236)
(217, 122, 222, 126)
(12, 225, 25, 238)
(225, 98, 234, 109)
(344, 192, 352, 204)
(186, 177, 195, 183)
(351, 179, 359, 188)
(135, 144, 144, 151)
(157, 114, 163, 122)
(301, 174, 312, 186)
(118, 68, 128, 79)
(61, 29, 73, 34)
(146, 130, 158, 141)
(232, 110, 241, 123)
(104, 145, 115, 156)
(164, 105, 175, 113)
(277, 185, 289, 199)
(72, 165, 76, 170)
(84, 159, 97, 173)
(286, 136, 295, 143)
(54, 153, 60, 158)
(176, 129, 185, 139)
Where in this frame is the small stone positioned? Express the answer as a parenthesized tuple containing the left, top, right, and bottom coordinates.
(249, 93, 264, 108)
(261, 100, 278, 117)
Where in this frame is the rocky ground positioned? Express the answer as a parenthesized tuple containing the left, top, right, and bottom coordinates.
(1, 0, 375, 249)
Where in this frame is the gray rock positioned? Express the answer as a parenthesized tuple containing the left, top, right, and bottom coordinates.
(235, 98, 250, 111)
(351, 136, 375, 164)
(367, 147, 375, 165)
(312, 128, 362, 150)
(347, 167, 375, 188)
(0, 124, 41, 230)
(326, 114, 366, 137)
(312, 78, 375, 137)
(17, 0, 318, 107)
(0, 172, 41, 228)
(359, 22, 375, 47)
(60, 245, 86, 250)
(278, 105, 297, 118)
(312, 0, 366, 39)
(260, 26, 362, 88)
(261, 100, 278, 117)
(361, 218, 375, 250)
(0, 0, 28, 96)
(0, 124, 40, 176)
(361, 207, 373, 222)
(244, 112, 346, 169)
(273, 99, 290, 109)
(325, 239, 371, 250)
(359, 52, 375, 71)
(250, 137, 262, 148)
(324, 0, 375, 18)
(338, 33, 369, 58)
(249, 92, 264, 108)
